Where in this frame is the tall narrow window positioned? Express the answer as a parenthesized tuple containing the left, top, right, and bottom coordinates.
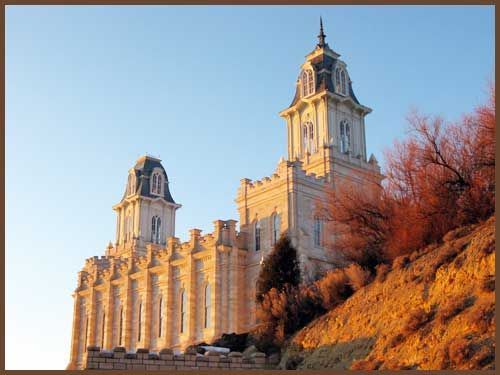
(255, 221, 261, 251)
(119, 307, 123, 346)
(84, 316, 89, 352)
(101, 313, 106, 349)
(307, 70, 314, 94)
(180, 290, 187, 333)
(152, 173, 158, 193)
(127, 173, 135, 195)
(340, 70, 346, 95)
(151, 172, 162, 195)
(158, 297, 163, 338)
(314, 217, 322, 247)
(340, 120, 351, 153)
(151, 216, 161, 244)
(272, 214, 280, 245)
(309, 123, 315, 153)
(137, 302, 142, 342)
(204, 284, 211, 328)
(302, 121, 315, 154)
(301, 69, 314, 97)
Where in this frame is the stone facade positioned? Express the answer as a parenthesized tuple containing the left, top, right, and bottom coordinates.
(67, 22, 382, 370)
(83, 346, 276, 371)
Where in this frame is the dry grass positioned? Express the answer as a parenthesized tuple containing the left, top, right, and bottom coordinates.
(279, 218, 495, 370)
(375, 263, 390, 283)
(437, 295, 475, 323)
(468, 299, 495, 334)
(402, 308, 434, 335)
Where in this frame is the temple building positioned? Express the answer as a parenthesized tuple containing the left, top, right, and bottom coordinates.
(67, 20, 382, 369)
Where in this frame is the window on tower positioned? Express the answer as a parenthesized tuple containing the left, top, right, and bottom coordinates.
(335, 67, 348, 96)
(302, 121, 315, 154)
(151, 172, 162, 195)
(127, 173, 136, 196)
(151, 215, 161, 244)
(301, 69, 315, 97)
(340, 120, 351, 153)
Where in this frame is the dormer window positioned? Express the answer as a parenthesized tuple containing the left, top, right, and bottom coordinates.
(151, 172, 163, 196)
(301, 69, 315, 97)
(127, 173, 136, 196)
(335, 67, 347, 96)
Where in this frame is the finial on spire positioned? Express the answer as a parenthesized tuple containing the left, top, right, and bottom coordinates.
(317, 16, 327, 48)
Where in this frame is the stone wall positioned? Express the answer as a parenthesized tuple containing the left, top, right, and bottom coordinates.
(84, 346, 277, 371)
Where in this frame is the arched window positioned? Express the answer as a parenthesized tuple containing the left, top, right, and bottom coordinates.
(180, 289, 187, 333)
(255, 221, 261, 251)
(127, 173, 135, 196)
(302, 121, 315, 154)
(151, 216, 161, 244)
(313, 217, 322, 247)
(151, 172, 162, 195)
(340, 120, 351, 153)
(158, 296, 163, 338)
(335, 68, 347, 95)
(272, 214, 280, 245)
(303, 124, 309, 153)
(301, 69, 314, 97)
(204, 284, 211, 328)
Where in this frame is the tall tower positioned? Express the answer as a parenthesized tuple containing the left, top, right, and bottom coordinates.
(279, 18, 378, 182)
(109, 155, 181, 257)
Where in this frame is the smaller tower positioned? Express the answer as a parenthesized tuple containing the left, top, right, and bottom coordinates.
(110, 155, 181, 257)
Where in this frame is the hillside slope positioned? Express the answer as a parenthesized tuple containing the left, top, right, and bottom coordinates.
(279, 217, 495, 370)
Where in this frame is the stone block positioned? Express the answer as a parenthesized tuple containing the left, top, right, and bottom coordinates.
(148, 353, 160, 360)
(174, 360, 186, 366)
(99, 351, 113, 358)
(196, 356, 209, 362)
(131, 364, 146, 370)
(124, 353, 137, 359)
(159, 348, 174, 355)
(160, 354, 174, 361)
(114, 362, 126, 370)
(185, 360, 196, 366)
(198, 361, 208, 367)
(159, 365, 176, 370)
(86, 361, 98, 369)
(230, 363, 242, 368)
(99, 362, 113, 369)
(113, 346, 126, 352)
(228, 351, 243, 357)
(146, 365, 160, 370)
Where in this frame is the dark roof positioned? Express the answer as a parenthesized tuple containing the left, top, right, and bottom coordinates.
(122, 156, 176, 203)
(288, 48, 360, 108)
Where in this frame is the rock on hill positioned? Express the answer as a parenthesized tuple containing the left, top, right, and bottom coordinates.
(279, 217, 495, 370)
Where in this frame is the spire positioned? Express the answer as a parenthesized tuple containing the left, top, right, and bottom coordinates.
(317, 17, 327, 48)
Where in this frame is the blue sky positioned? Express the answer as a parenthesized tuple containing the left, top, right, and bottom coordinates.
(6, 5, 494, 370)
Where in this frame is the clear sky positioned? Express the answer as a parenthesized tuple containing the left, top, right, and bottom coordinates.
(6, 5, 494, 370)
